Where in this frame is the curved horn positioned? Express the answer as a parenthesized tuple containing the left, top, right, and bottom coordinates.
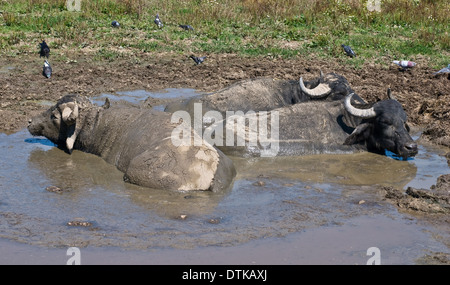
(344, 93, 377, 118)
(61, 102, 78, 125)
(299, 72, 332, 98)
(61, 106, 72, 121)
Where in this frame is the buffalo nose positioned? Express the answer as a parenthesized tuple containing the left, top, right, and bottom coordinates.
(405, 142, 418, 152)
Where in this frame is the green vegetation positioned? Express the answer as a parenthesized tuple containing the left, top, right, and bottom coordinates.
(0, 0, 448, 67)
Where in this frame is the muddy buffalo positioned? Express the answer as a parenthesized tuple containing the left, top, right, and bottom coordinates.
(27, 94, 236, 192)
(166, 76, 418, 159)
(342, 90, 418, 158)
(165, 71, 356, 116)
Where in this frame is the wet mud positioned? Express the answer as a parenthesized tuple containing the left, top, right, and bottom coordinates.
(0, 124, 449, 264)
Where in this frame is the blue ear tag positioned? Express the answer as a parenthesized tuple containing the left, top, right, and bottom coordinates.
(384, 149, 414, 161)
(24, 138, 57, 147)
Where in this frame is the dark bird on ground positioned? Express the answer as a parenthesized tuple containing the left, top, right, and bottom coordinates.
(190, 55, 206, 65)
(111, 20, 120, 28)
(39, 40, 50, 58)
(43, 60, 52, 78)
(179, 24, 194, 31)
(154, 14, 163, 28)
(392, 60, 417, 71)
(341, 44, 356, 58)
(432, 64, 450, 76)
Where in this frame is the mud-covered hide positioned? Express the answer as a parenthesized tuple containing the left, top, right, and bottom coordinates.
(163, 73, 363, 157)
(164, 74, 416, 159)
(28, 95, 236, 192)
(206, 94, 417, 159)
(208, 100, 365, 157)
(165, 73, 356, 118)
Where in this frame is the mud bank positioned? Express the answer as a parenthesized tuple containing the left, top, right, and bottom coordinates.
(0, 55, 449, 147)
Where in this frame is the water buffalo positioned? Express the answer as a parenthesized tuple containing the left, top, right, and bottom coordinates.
(166, 76, 418, 159)
(343, 90, 418, 158)
(165, 71, 357, 116)
(27, 94, 236, 192)
(223, 89, 417, 159)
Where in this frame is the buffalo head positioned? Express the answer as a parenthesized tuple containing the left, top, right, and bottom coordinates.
(343, 91, 418, 159)
(28, 95, 94, 153)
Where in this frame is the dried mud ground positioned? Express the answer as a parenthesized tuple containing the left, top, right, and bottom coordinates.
(1, 53, 449, 263)
(1, 53, 449, 142)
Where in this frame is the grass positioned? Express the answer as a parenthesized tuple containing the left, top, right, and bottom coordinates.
(0, 0, 449, 68)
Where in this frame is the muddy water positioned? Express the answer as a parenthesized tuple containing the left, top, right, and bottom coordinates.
(0, 89, 449, 264)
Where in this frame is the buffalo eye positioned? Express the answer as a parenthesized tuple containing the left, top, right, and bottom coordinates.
(50, 110, 61, 127)
(377, 117, 392, 126)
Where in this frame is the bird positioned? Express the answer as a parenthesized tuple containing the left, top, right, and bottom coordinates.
(39, 40, 50, 58)
(341, 44, 356, 58)
(432, 64, 450, 76)
(392, 60, 417, 70)
(154, 14, 163, 28)
(179, 24, 194, 31)
(190, 55, 206, 65)
(111, 20, 120, 28)
(43, 60, 52, 78)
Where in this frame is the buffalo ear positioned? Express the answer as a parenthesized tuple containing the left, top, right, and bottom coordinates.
(58, 102, 80, 153)
(344, 123, 371, 145)
(57, 101, 80, 153)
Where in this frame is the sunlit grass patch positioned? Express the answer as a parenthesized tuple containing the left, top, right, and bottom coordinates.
(0, 0, 448, 67)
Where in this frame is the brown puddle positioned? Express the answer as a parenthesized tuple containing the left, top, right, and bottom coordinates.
(0, 101, 449, 264)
